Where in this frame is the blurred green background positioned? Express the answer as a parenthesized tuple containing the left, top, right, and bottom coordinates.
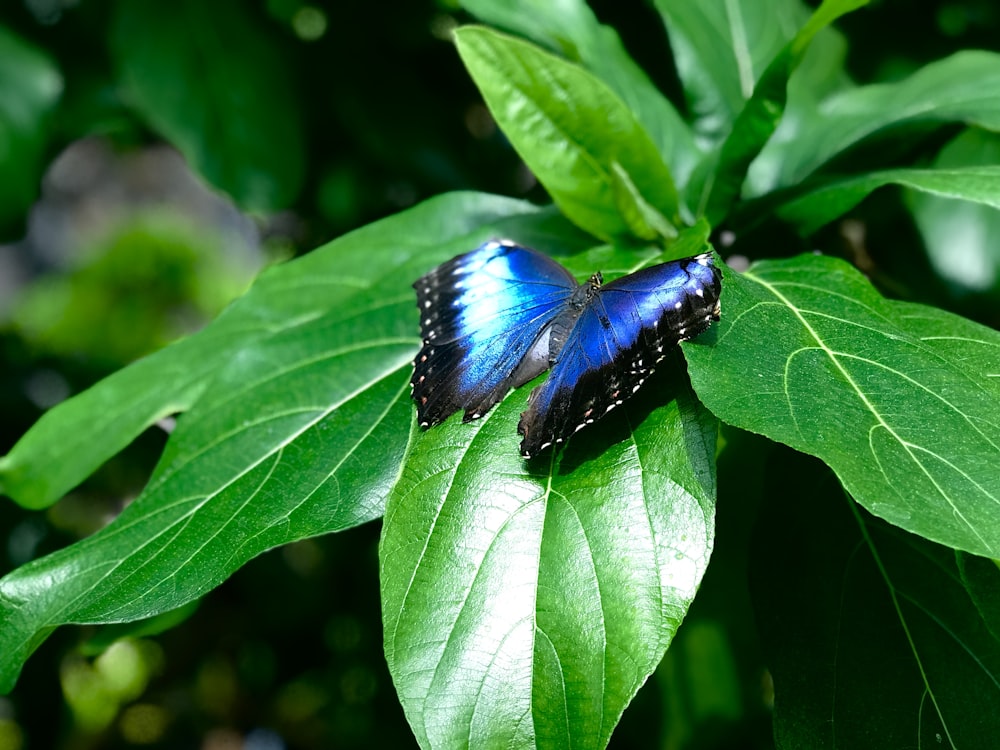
(0, 0, 997, 748)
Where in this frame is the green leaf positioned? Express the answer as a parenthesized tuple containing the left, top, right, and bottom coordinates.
(690, 0, 867, 223)
(458, 0, 700, 184)
(381, 365, 717, 749)
(0, 193, 552, 510)
(909, 129, 1000, 293)
(609, 161, 678, 241)
(752, 453, 1000, 749)
(655, 0, 787, 143)
(655, 0, 819, 144)
(110, 0, 304, 211)
(0, 192, 569, 691)
(454, 26, 679, 242)
(0, 25, 62, 235)
(684, 254, 1000, 557)
(778, 164, 1000, 236)
(750, 50, 1000, 194)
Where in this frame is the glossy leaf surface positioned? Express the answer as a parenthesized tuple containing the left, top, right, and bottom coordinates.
(459, 0, 700, 184)
(455, 26, 679, 242)
(655, 0, 800, 144)
(380, 222, 719, 749)
(0, 193, 564, 691)
(382, 364, 717, 750)
(685, 254, 1000, 557)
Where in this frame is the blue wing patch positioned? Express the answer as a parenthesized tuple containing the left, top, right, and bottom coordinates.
(516, 255, 721, 457)
(411, 241, 722, 457)
(411, 240, 577, 427)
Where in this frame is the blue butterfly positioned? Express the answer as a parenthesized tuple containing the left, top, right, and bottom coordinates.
(411, 240, 722, 458)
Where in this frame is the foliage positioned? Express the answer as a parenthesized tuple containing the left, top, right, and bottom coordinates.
(11, 212, 254, 364)
(2, 0, 1000, 748)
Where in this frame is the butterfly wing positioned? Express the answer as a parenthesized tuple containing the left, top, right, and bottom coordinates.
(412, 240, 578, 428)
(518, 253, 722, 458)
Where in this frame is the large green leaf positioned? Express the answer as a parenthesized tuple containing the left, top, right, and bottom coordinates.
(0, 25, 62, 235)
(0, 194, 552, 510)
(454, 26, 679, 242)
(778, 164, 1000, 236)
(381, 365, 717, 750)
(684, 254, 1000, 557)
(380, 221, 720, 749)
(749, 50, 1000, 195)
(0, 192, 573, 691)
(110, 0, 304, 211)
(689, 0, 866, 223)
(752, 452, 1000, 749)
(459, 0, 700, 185)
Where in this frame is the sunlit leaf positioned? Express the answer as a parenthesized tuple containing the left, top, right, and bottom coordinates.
(655, 0, 789, 143)
(455, 26, 679, 242)
(654, 0, 853, 145)
(382, 365, 717, 749)
(685, 254, 1000, 557)
(0, 192, 573, 692)
(459, 0, 700, 184)
(378, 222, 720, 749)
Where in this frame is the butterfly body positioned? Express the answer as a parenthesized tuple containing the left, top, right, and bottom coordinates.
(411, 240, 721, 458)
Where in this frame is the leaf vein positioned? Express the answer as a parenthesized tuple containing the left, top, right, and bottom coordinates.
(749, 274, 996, 555)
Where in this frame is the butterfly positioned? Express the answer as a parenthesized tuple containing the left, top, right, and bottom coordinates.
(411, 239, 722, 458)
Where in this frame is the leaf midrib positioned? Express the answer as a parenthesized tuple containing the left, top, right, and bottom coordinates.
(852, 507, 957, 748)
(746, 271, 995, 555)
(1, 348, 416, 659)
